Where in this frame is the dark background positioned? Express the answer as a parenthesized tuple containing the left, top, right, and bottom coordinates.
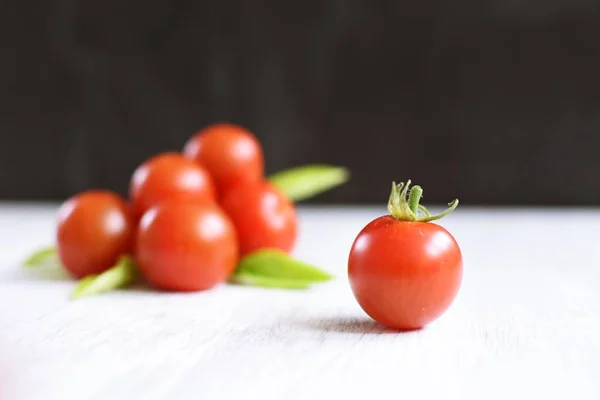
(1, 0, 599, 205)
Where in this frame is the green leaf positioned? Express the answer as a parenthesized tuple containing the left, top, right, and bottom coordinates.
(71, 255, 139, 300)
(229, 272, 313, 290)
(234, 248, 333, 285)
(268, 164, 350, 202)
(23, 246, 60, 267)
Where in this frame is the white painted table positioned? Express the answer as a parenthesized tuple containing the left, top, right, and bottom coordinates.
(1, 203, 599, 400)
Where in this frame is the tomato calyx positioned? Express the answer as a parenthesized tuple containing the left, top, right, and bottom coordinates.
(387, 180, 459, 222)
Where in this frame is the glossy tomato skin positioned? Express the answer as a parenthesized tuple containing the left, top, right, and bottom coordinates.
(57, 191, 135, 278)
(348, 216, 462, 330)
(136, 201, 238, 291)
(129, 152, 215, 219)
(220, 181, 297, 256)
(183, 123, 264, 195)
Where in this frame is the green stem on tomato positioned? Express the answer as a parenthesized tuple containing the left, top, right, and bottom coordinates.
(387, 180, 458, 223)
(407, 185, 423, 216)
(418, 204, 431, 218)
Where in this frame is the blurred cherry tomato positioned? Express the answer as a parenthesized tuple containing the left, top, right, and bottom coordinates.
(183, 123, 264, 195)
(57, 190, 135, 278)
(348, 181, 462, 330)
(220, 180, 297, 256)
(135, 201, 238, 291)
(129, 152, 215, 219)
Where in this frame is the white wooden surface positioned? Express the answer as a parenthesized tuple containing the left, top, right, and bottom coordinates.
(1, 203, 599, 400)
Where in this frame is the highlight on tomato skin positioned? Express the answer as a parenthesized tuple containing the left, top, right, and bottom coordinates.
(347, 181, 463, 331)
(129, 152, 216, 220)
(183, 123, 264, 196)
(135, 201, 239, 292)
(56, 190, 135, 279)
(220, 180, 298, 256)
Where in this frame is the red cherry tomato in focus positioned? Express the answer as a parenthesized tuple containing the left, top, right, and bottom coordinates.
(57, 191, 135, 278)
(129, 152, 215, 219)
(348, 181, 463, 330)
(220, 181, 297, 256)
(183, 123, 264, 195)
(135, 201, 238, 291)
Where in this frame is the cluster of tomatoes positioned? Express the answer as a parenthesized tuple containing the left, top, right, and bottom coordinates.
(50, 123, 338, 295)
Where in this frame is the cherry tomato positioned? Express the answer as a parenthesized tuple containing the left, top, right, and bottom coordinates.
(129, 152, 215, 219)
(57, 190, 135, 278)
(183, 123, 264, 195)
(135, 201, 238, 291)
(220, 180, 297, 256)
(348, 181, 463, 330)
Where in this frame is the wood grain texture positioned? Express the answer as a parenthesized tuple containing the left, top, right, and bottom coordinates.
(1, 204, 599, 399)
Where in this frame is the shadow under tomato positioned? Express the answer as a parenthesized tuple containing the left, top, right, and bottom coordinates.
(302, 316, 424, 335)
(122, 282, 157, 293)
(124, 281, 231, 295)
